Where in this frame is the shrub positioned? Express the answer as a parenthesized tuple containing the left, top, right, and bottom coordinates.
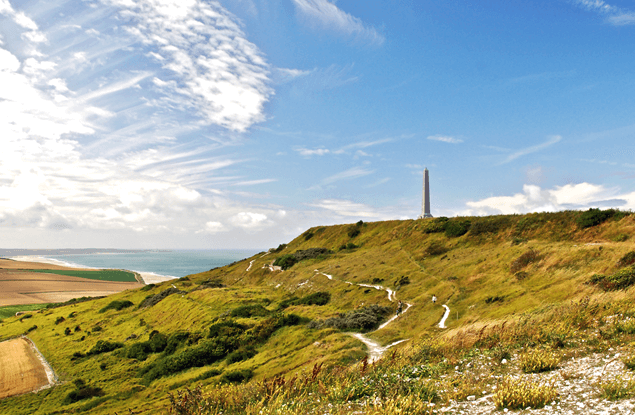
(445, 220, 471, 237)
(425, 241, 448, 256)
(422, 216, 449, 234)
(198, 279, 224, 289)
(511, 249, 540, 273)
(590, 266, 635, 291)
(485, 296, 504, 304)
(220, 369, 253, 384)
(209, 320, 247, 339)
(139, 288, 185, 308)
(618, 252, 635, 268)
(394, 275, 410, 287)
(303, 231, 314, 241)
(19, 314, 32, 322)
(65, 327, 72, 335)
(515, 271, 529, 281)
(165, 332, 192, 355)
(622, 354, 635, 371)
(87, 340, 123, 356)
(230, 304, 270, 318)
(226, 347, 257, 364)
(91, 326, 103, 333)
(141, 283, 156, 291)
(55, 316, 66, 325)
(494, 377, 558, 409)
(577, 208, 616, 229)
(126, 342, 151, 361)
(273, 254, 297, 270)
(310, 305, 392, 331)
(193, 369, 223, 382)
(63, 381, 105, 405)
(99, 300, 134, 313)
(519, 349, 560, 373)
(613, 233, 629, 242)
(348, 228, 361, 238)
(469, 216, 511, 236)
(597, 377, 635, 400)
(272, 243, 287, 253)
(339, 242, 358, 251)
(25, 325, 37, 333)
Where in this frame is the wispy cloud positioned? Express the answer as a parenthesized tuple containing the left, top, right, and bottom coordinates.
(307, 199, 380, 217)
(296, 148, 331, 156)
(321, 167, 374, 185)
(427, 135, 464, 144)
(571, 0, 635, 25)
(500, 135, 562, 164)
(291, 0, 384, 45)
(462, 182, 629, 216)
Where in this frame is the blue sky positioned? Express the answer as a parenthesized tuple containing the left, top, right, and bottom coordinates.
(1, 0, 634, 249)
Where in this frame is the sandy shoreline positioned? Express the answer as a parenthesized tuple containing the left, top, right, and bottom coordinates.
(5, 256, 178, 284)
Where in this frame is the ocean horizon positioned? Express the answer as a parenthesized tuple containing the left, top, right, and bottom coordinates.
(8, 249, 262, 279)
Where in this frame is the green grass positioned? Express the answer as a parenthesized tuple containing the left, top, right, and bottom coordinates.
(2, 209, 635, 414)
(0, 303, 50, 320)
(27, 269, 137, 282)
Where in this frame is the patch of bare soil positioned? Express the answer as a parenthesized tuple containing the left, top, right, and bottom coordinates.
(0, 338, 50, 399)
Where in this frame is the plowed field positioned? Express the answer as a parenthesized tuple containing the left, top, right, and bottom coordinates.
(0, 259, 143, 307)
(0, 338, 50, 399)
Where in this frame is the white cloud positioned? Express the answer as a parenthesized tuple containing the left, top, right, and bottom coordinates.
(296, 148, 330, 156)
(291, 0, 384, 45)
(571, 0, 635, 25)
(103, 0, 273, 132)
(501, 135, 562, 164)
(462, 182, 629, 216)
(321, 166, 374, 185)
(230, 212, 272, 230)
(426, 135, 464, 144)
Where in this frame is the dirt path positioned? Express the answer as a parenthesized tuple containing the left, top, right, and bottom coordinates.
(314, 270, 412, 362)
(0, 337, 56, 399)
(438, 304, 450, 328)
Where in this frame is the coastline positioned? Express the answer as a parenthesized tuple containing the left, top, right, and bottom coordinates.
(7, 255, 178, 284)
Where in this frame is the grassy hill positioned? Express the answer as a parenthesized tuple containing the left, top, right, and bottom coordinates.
(2, 209, 635, 414)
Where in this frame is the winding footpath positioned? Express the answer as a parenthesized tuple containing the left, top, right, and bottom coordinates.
(314, 270, 419, 362)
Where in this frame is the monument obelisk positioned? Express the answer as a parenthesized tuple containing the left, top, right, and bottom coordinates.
(419, 168, 433, 219)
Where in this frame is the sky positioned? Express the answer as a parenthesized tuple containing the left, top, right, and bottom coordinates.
(0, 0, 634, 249)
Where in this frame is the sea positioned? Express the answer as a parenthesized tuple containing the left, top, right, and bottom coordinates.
(8, 250, 261, 280)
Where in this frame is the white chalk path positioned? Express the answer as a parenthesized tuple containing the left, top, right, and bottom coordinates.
(314, 270, 412, 362)
(246, 252, 269, 272)
(438, 304, 450, 329)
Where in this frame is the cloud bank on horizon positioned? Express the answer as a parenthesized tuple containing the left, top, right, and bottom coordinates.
(0, 0, 634, 249)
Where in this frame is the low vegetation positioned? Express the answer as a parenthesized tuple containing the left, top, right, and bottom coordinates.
(3, 208, 635, 414)
(27, 268, 137, 282)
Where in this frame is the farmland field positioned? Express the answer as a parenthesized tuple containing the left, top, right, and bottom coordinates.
(27, 269, 136, 282)
(0, 259, 143, 307)
(0, 338, 51, 399)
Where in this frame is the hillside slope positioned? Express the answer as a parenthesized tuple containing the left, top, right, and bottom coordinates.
(1, 209, 635, 414)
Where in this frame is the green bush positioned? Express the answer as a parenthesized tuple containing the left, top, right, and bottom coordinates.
(164, 332, 191, 355)
(272, 243, 287, 253)
(230, 304, 270, 318)
(511, 249, 540, 273)
(193, 369, 223, 382)
(208, 320, 247, 339)
(423, 217, 449, 234)
(99, 300, 134, 313)
(618, 252, 635, 268)
(303, 231, 314, 241)
(425, 241, 448, 256)
(63, 380, 105, 405)
(273, 254, 297, 270)
(469, 216, 511, 236)
(613, 233, 629, 242)
(220, 369, 253, 384)
(577, 208, 616, 229)
(309, 305, 392, 332)
(445, 220, 471, 237)
(226, 347, 257, 364)
(348, 228, 361, 238)
(280, 292, 330, 308)
(55, 316, 65, 325)
(87, 340, 123, 356)
(590, 266, 635, 291)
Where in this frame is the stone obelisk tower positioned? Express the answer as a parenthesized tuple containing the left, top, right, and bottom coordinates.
(419, 168, 433, 219)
